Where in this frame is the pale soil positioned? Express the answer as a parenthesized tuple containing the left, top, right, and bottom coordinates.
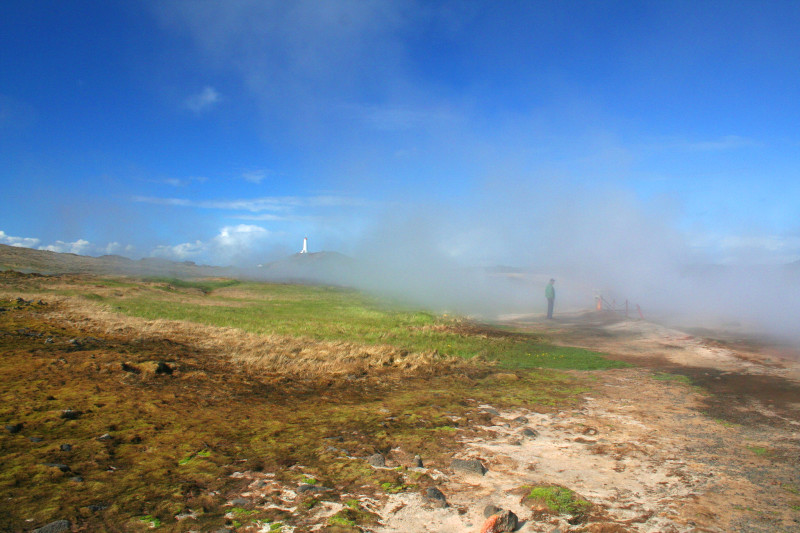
(370, 312, 800, 532)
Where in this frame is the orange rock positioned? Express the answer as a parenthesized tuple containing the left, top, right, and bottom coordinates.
(480, 515, 500, 533)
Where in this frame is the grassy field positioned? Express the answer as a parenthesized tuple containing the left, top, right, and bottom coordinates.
(0, 272, 626, 532)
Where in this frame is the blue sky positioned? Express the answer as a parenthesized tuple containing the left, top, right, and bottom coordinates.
(2, 0, 800, 268)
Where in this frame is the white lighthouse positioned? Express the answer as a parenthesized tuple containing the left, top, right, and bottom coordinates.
(300, 237, 308, 254)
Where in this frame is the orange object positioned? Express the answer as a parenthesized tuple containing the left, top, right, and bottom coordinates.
(480, 515, 500, 533)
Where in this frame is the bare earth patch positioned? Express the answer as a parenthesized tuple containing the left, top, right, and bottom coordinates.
(370, 313, 800, 532)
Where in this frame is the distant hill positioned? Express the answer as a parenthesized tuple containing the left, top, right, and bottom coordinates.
(0, 243, 225, 278)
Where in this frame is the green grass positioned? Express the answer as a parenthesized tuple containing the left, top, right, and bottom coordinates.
(525, 485, 591, 517)
(93, 279, 626, 371)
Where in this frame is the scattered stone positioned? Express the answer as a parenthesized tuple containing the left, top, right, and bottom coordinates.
(450, 458, 487, 475)
(513, 416, 529, 424)
(154, 361, 173, 374)
(413, 454, 423, 467)
(229, 498, 249, 507)
(87, 503, 107, 512)
(298, 483, 333, 493)
(97, 433, 113, 441)
(480, 510, 518, 533)
(29, 436, 43, 442)
(31, 519, 71, 533)
(367, 453, 386, 467)
(6, 423, 22, 433)
(481, 407, 500, 416)
(521, 427, 538, 438)
(175, 509, 198, 521)
(483, 504, 501, 518)
(60, 409, 82, 420)
(60, 444, 72, 452)
(424, 487, 448, 507)
(70, 476, 84, 482)
(43, 463, 70, 472)
(582, 426, 599, 436)
(495, 510, 518, 531)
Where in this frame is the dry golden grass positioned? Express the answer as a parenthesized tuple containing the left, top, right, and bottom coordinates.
(5, 291, 458, 377)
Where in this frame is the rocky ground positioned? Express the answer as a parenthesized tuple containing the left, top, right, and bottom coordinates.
(14, 305, 800, 532)
(363, 312, 800, 532)
(247, 312, 799, 533)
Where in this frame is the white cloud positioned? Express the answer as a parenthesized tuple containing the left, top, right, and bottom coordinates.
(184, 86, 221, 113)
(40, 239, 93, 255)
(151, 240, 206, 261)
(0, 230, 41, 248)
(150, 224, 275, 265)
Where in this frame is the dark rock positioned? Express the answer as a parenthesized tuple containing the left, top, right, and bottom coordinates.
(513, 416, 529, 424)
(424, 487, 448, 507)
(483, 504, 502, 518)
(450, 458, 487, 475)
(413, 454, 423, 467)
(60, 444, 73, 452)
(367, 453, 385, 467)
(88, 503, 107, 512)
(31, 519, 71, 533)
(43, 463, 70, 472)
(521, 427, 538, 438)
(480, 509, 518, 533)
(495, 509, 518, 531)
(70, 476, 84, 482)
(298, 484, 333, 493)
(155, 361, 173, 374)
(60, 409, 82, 420)
(6, 423, 22, 433)
(29, 436, 43, 442)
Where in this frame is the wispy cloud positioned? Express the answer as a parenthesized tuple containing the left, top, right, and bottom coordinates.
(241, 169, 269, 184)
(646, 135, 757, 153)
(184, 86, 221, 113)
(132, 194, 368, 212)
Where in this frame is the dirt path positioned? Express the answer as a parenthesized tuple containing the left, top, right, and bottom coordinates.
(374, 313, 800, 532)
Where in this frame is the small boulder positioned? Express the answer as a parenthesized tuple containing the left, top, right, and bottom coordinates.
(367, 453, 385, 467)
(32, 520, 71, 533)
(521, 427, 538, 438)
(43, 463, 70, 472)
(60, 409, 82, 420)
(480, 510, 518, 533)
(424, 487, 448, 508)
(413, 454, 423, 467)
(483, 504, 501, 518)
(60, 444, 73, 452)
(450, 458, 487, 475)
(6, 423, 23, 434)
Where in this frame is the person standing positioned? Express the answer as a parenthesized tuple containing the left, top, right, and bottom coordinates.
(545, 278, 555, 319)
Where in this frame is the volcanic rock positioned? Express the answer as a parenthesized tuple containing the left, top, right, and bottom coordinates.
(424, 487, 448, 507)
(367, 453, 385, 467)
(450, 458, 487, 475)
(32, 520, 71, 533)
